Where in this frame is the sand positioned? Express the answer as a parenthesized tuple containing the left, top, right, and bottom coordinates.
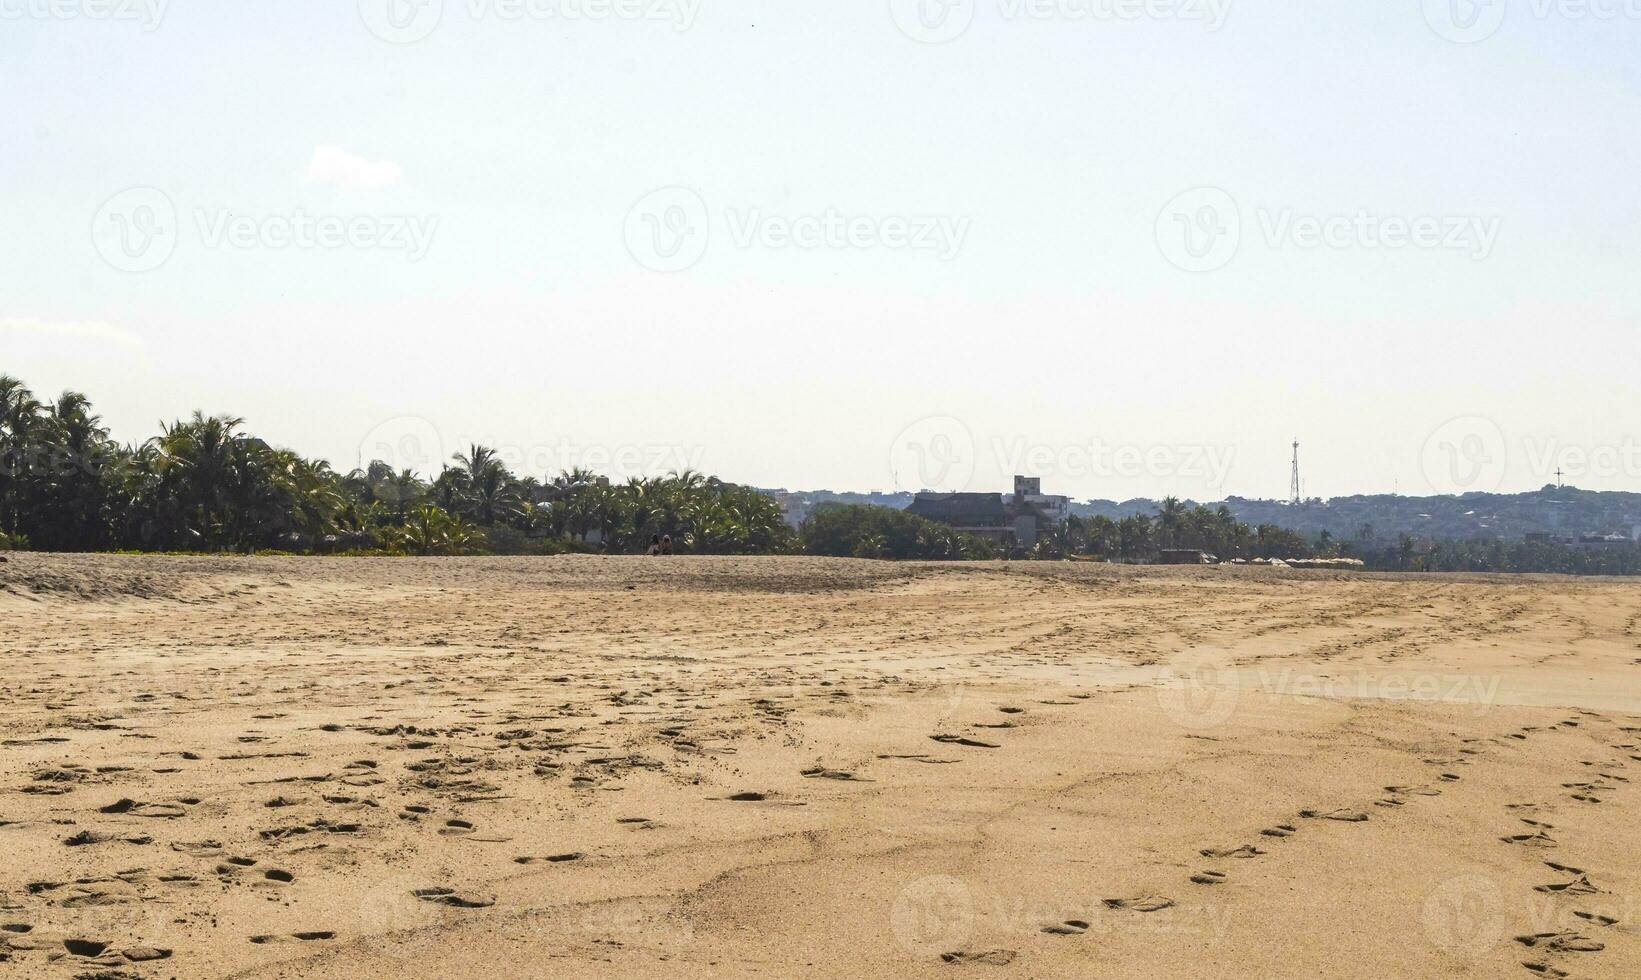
(0, 553, 1637, 979)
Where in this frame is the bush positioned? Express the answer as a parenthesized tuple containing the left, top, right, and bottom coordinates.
(800, 504, 996, 561)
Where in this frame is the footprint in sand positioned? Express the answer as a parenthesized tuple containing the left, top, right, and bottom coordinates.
(929, 735, 999, 749)
(941, 949, 1016, 965)
(413, 887, 494, 908)
(1261, 824, 1297, 838)
(64, 830, 150, 847)
(1190, 871, 1227, 885)
(98, 799, 187, 818)
(1200, 845, 1264, 859)
(1521, 963, 1570, 978)
(1535, 874, 1603, 896)
(1040, 919, 1089, 935)
(1102, 896, 1174, 912)
(1572, 911, 1618, 927)
(1499, 832, 1557, 848)
(250, 932, 335, 944)
(1300, 809, 1369, 822)
(514, 853, 584, 864)
(877, 754, 959, 765)
(800, 767, 870, 781)
(1514, 932, 1605, 953)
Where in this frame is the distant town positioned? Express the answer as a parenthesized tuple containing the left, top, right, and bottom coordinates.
(767, 482, 1641, 548)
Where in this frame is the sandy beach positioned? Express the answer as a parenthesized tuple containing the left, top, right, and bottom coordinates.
(1, 554, 1637, 978)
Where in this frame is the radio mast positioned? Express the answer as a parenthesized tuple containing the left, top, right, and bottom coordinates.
(1289, 440, 1301, 506)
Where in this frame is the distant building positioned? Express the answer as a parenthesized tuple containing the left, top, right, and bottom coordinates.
(1014, 475, 1071, 524)
(1159, 549, 1214, 565)
(906, 476, 1069, 550)
(905, 492, 1016, 545)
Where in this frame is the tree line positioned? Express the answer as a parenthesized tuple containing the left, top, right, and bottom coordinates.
(15, 372, 1624, 573)
(0, 375, 791, 556)
(1343, 535, 1641, 576)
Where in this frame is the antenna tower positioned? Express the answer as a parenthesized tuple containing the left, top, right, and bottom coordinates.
(1289, 440, 1301, 506)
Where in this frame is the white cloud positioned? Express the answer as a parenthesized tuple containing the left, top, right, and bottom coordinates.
(303, 146, 403, 191)
(0, 317, 142, 349)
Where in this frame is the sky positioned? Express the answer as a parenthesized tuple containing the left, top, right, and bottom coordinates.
(3, 0, 1639, 502)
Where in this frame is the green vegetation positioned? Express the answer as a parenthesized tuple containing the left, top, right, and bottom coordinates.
(1344, 536, 1641, 576)
(0, 374, 791, 556)
(800, 504, 998, 560)
(1041, 499, 1315, 562)
(8, 372, 1635, 573)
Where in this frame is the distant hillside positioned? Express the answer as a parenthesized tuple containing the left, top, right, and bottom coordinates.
(1074, 486, 1641, 541)
(772, 485, 1641, 542)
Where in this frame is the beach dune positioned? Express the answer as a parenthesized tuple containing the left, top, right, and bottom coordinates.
(0, 555, 1637, 978)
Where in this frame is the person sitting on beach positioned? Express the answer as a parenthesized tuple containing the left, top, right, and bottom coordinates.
(647, 534, 662, 556)
(660, 534, 673, 555)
